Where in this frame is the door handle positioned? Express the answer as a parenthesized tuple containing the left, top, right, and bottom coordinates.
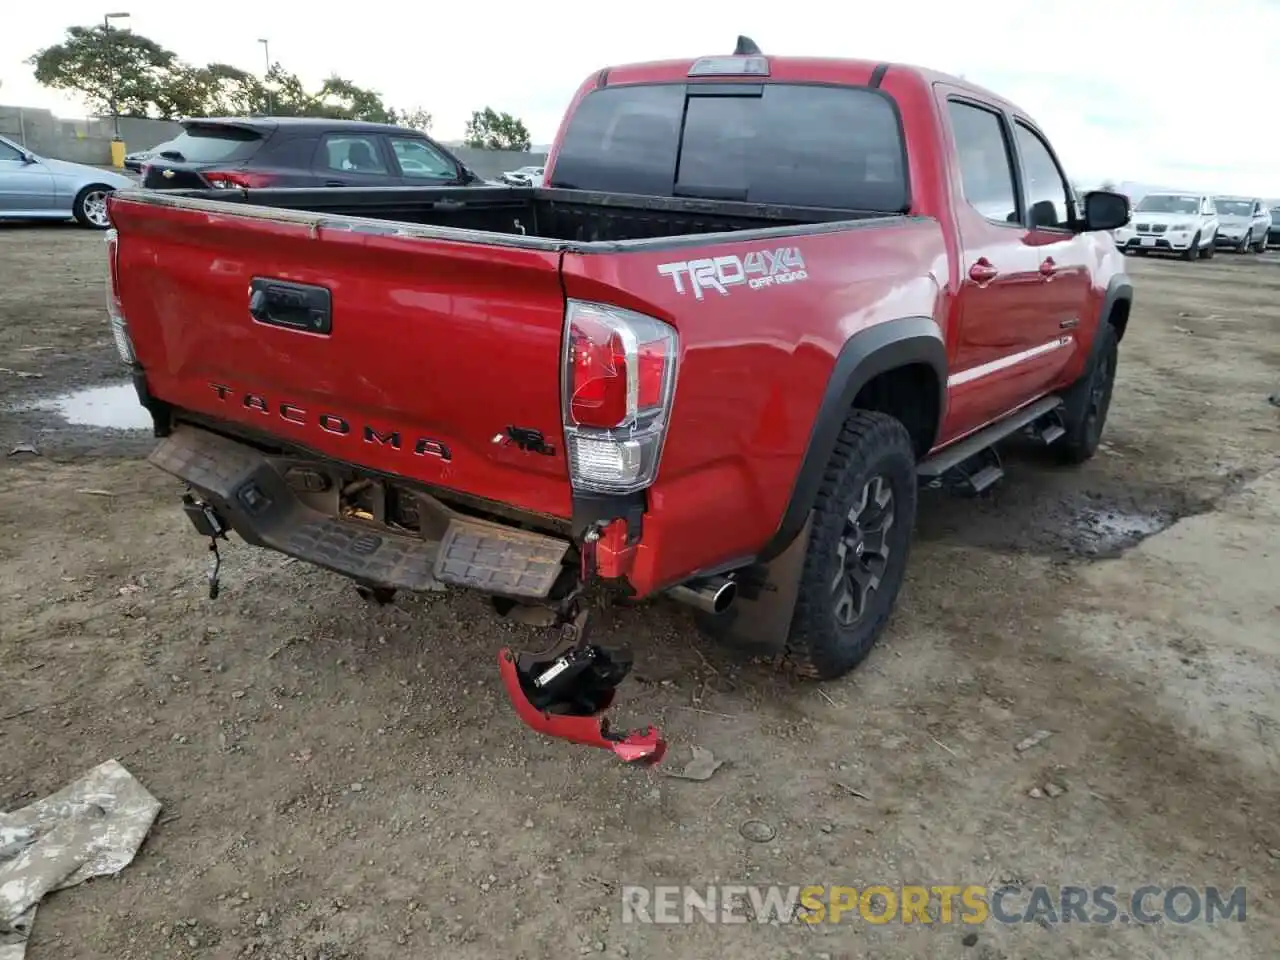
(968, 259, 998, 283)
(1039, 257, 1058, 278)
(324, 180, 346, 187)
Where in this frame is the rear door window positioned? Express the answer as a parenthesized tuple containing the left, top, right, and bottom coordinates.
(946, 101, 1019, 225)
(164, 125, 264, 163)
(319, 135, 389, 175)
(551, 82, 908, 212)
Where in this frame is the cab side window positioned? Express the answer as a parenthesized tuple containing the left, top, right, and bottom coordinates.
(1013, 122, 1072, 230)
(947, 101, 1019, 225)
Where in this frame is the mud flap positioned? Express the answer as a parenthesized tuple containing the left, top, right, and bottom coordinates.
(707, 514, 813, 653)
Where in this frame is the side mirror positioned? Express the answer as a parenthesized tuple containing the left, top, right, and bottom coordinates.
(22, 151, 38, 165)
(1083, 190, 1130, 232)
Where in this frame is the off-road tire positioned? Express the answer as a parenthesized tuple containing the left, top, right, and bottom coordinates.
(1056, 321, 1118, 464)
(1182, 233, 1199, 260)
(782, 410, 917, 680)
(1237, 231, 1252, 254)
(1201, 236, 1215, 259)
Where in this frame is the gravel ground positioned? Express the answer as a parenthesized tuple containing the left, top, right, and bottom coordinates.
(1, 226, 1278, 960)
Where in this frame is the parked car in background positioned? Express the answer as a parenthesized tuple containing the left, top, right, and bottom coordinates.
(140, 117, 487, 191)
(1212, 197, 1271, 253)
(1112, 192, 1219, 260)
(124, 140, 178, 173)
(1269, 204, 1280, 248)
(500, 165, 545, 186)
(0, 134, 135, 229)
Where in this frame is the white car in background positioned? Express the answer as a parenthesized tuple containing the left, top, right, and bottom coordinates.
(1212, 197, 1272, 253)
(1113, 192, 1219, 260)
(500, 165, 544, 187)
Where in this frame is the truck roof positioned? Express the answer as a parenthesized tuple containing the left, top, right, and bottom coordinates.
(596, 54, 1023, 114)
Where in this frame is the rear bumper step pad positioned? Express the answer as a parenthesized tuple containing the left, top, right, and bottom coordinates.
(149, 425, 569, 597)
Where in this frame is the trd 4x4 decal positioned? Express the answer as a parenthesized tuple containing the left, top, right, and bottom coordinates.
(657, 247, 808, 300)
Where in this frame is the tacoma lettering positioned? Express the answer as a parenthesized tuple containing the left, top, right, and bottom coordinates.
(209, 383, 450, 460)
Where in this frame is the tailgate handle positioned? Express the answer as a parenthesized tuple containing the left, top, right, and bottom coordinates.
(248, 278, 332, 335)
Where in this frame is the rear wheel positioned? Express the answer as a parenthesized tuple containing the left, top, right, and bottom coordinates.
(1057, 322, 1118, 465)
(72, 185, 114, 229)
(783, 410, 916, 679)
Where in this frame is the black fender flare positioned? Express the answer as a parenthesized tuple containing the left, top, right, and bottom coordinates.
(757, 316, 946, 563)
(1099, 273, 1133, 344)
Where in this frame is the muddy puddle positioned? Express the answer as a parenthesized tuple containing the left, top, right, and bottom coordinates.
(1062, 505, 1177, 557)
(24, 383, 151, 431)
(915, 476, 1204, 560)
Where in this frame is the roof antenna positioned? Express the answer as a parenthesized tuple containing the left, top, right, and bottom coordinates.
(734, 35, 762, 56)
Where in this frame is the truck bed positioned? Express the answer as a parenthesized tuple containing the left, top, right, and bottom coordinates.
(139, 184, 886, 248)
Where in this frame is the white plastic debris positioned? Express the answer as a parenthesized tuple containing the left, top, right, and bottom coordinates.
(0, 760, 160, 960)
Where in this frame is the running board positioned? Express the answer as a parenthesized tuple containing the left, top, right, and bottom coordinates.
(918, 396, 1063, 478)
(1037, 423, 1066, 445)
(966, 464, 1005, 493)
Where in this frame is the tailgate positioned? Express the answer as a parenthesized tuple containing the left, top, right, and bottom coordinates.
(109, 196, 573, 520)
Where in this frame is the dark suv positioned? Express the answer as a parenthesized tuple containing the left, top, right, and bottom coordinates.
(141, 117, 486, 191)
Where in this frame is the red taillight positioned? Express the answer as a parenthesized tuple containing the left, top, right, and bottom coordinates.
(568, 314, 628, 428)
(562, 301, 678, 494)
(203, 170, 274, 189)
(635, 341, 667, 410)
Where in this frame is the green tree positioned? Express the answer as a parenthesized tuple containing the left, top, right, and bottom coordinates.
(256, 67, 398, 123)
(28, 24, 181, 118)
(464, 107, 531, 151)
(30, 23, 414, 124)
(311, 75, 397, 123)
(394, 107, 433, 132)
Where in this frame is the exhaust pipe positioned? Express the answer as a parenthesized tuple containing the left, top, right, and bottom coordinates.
(666, 577, 737, 616)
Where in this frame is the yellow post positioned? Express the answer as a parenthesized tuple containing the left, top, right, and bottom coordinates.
(110, 139, 127, 169)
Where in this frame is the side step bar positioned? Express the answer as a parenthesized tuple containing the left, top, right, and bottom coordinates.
(918, 395, 1064, 479)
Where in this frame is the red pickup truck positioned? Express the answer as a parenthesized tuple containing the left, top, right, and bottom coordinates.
(105, 39, 1133, 761)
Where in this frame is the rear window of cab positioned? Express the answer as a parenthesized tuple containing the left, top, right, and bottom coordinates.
(550, 83, 909, 212)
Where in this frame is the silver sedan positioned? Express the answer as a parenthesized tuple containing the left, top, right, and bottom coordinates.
(0, 134, 136, 229)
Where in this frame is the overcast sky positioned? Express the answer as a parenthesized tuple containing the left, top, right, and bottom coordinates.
(3, 0, 1278, 196)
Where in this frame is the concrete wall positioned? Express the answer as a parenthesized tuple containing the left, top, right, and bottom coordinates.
(0, 106, 182, 163)
(449, 146, 546, 180)
(2, 104, 544, 176)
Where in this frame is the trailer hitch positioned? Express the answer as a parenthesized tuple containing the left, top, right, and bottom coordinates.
(497, 607, 666, 764)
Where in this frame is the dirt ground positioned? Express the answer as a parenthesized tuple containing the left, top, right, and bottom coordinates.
(1, 225, 1278, 960)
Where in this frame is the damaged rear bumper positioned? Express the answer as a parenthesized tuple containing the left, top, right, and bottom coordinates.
(149, 424, 571, 598)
